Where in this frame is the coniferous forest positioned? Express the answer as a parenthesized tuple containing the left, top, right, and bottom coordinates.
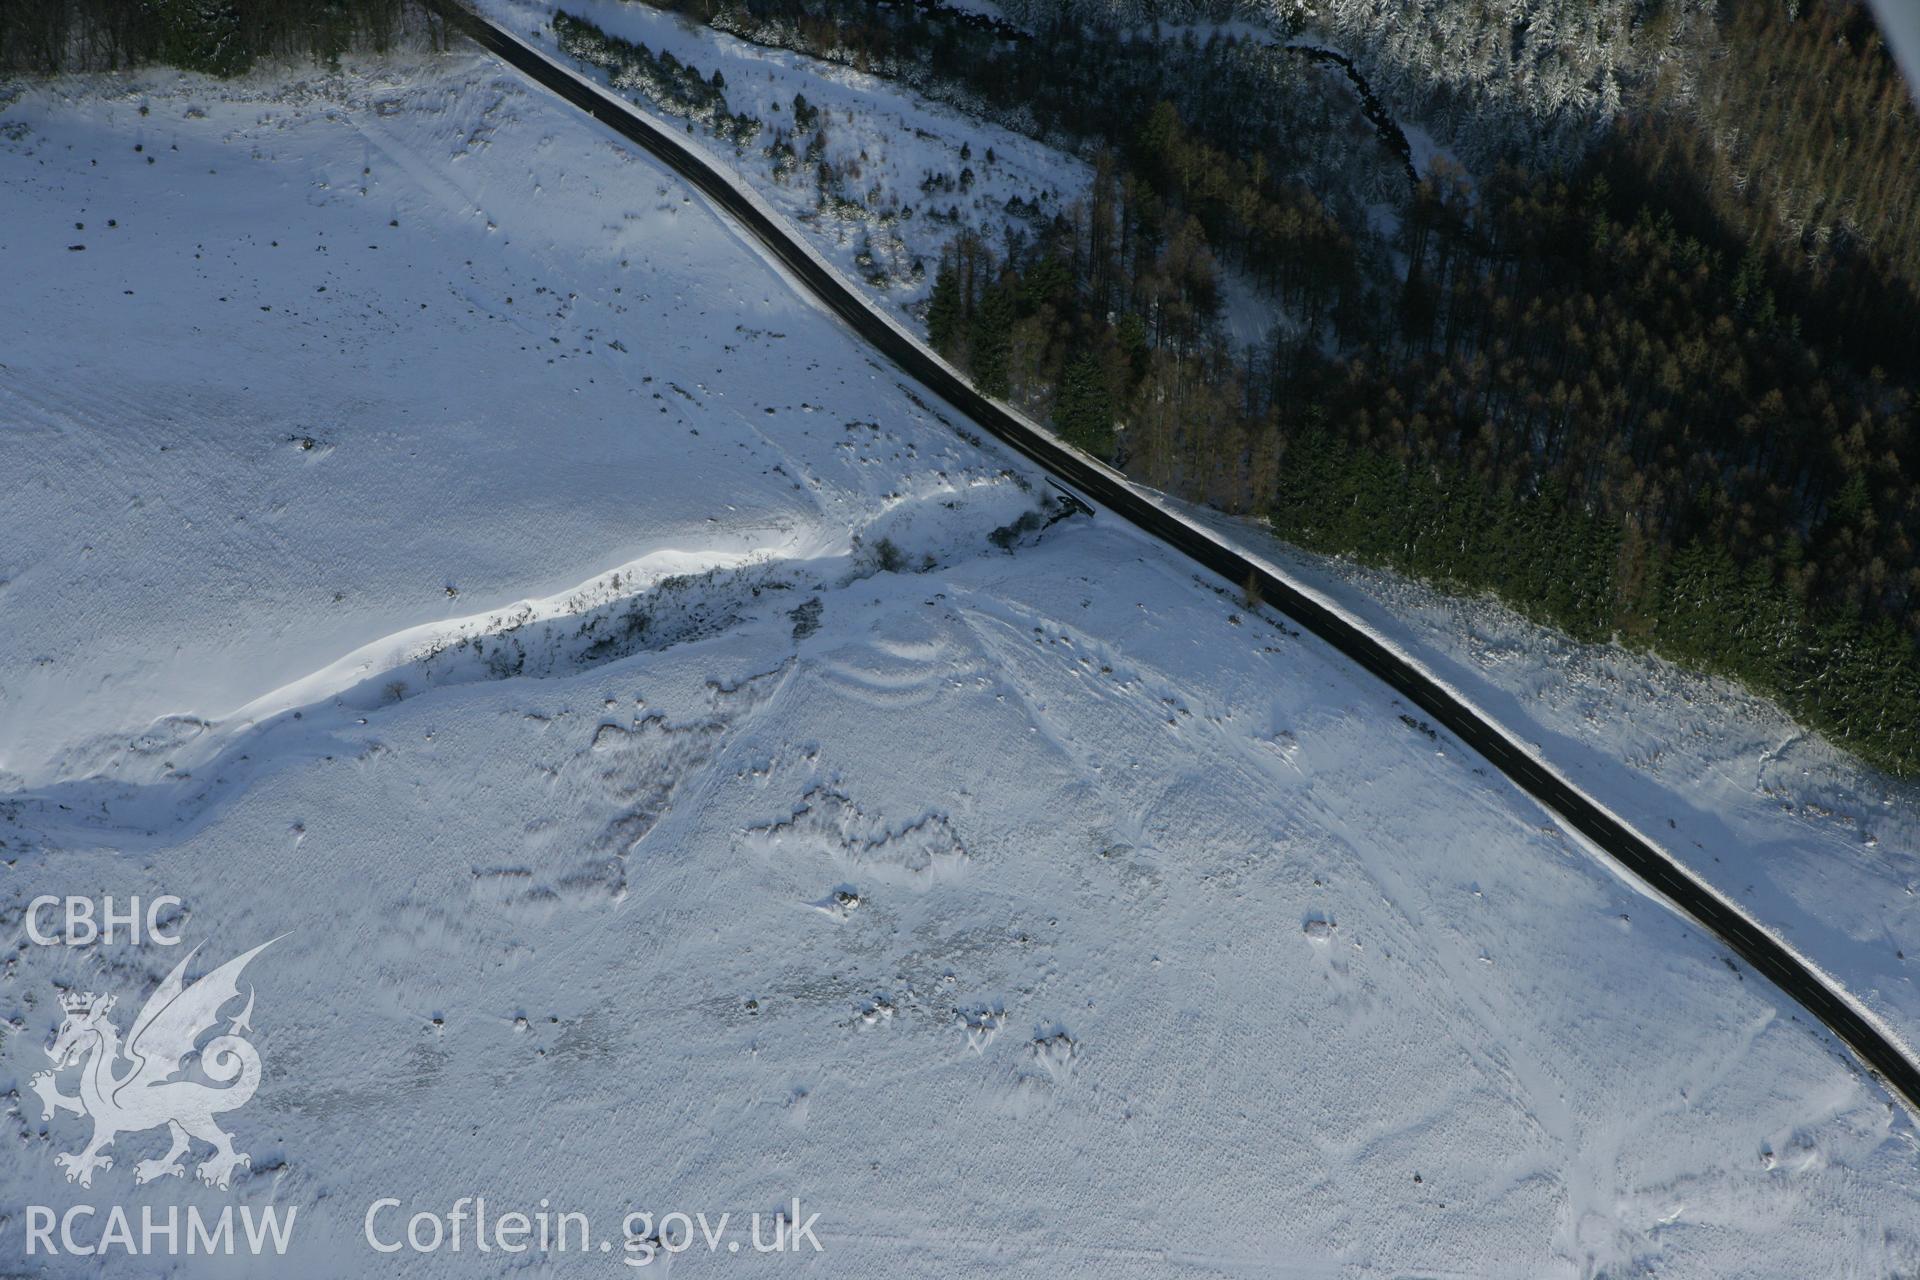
(616, 0, 1920, 777)
(0, 0, 437, 76)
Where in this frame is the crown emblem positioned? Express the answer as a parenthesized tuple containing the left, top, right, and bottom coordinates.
(58, 991, 96, 1016)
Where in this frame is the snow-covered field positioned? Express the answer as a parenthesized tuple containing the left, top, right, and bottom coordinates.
(3, 47, 1919, 1280)
(1200, 508, 1920, 1059)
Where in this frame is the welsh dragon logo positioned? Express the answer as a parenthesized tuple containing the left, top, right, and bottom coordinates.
(30, 940, 277, 1190)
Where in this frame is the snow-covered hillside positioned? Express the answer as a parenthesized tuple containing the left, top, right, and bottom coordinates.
(487, 0, 1092, 325)
(3, 47, 1918, 1280)
(1200, 505, 1920, 1071)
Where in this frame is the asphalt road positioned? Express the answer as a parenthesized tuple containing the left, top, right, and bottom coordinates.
(428, 0, 1920, 1118)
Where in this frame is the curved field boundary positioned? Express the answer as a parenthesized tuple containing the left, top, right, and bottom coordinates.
(429, 0, 1920, 1117)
